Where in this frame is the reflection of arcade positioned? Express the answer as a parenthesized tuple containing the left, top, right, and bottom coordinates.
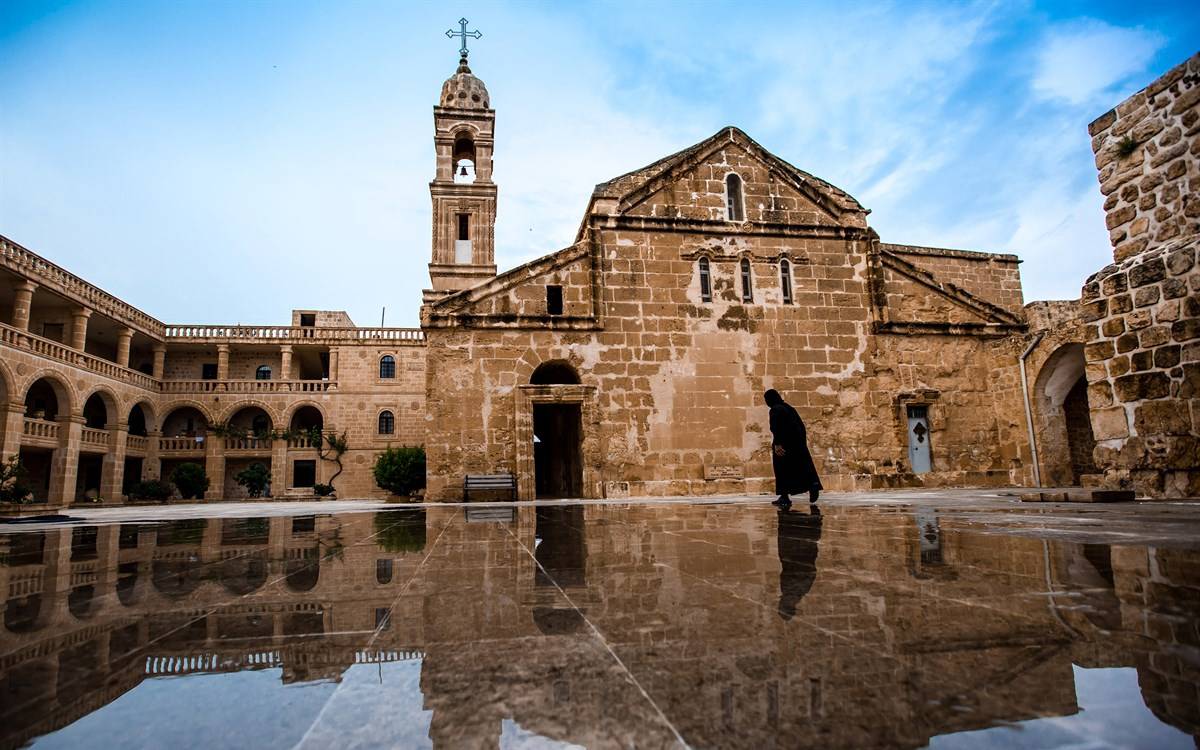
(1, 505, 1197, 748)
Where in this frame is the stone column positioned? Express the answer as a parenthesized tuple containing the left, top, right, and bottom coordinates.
(216, 344, 230, 380)
(1, 402, 25, 462)
(115, 327, 134, 369)
(101, 422, 128, 501)
(11, 280, 36, 331)
(69, 307, 92, 351)
(270, 438, 288, 497)
(151, 344, 166, 380)
(204, 434, 225, 501)
(48, 415, 83, 505)
(143, 429, 162, 480)
(328, 348, 339, 384)
(280, 345, 293, 381)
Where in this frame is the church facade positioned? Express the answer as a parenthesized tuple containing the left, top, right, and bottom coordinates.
(14, 49, 1190, 506)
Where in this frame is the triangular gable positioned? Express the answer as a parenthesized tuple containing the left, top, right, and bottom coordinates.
(423, 241, 600, 329)
(873, 249, 1025, 332)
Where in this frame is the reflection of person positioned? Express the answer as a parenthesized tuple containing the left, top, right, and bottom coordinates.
(778, 504, 822, 621)
(765, 389, 822, 506)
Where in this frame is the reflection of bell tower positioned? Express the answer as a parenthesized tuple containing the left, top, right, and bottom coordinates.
(427, 29, 497, 300)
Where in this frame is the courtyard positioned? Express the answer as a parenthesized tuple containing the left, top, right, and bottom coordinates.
(1, 489, 1197, 748)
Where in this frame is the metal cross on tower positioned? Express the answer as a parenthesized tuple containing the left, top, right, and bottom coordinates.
(446, 18, 481, 59)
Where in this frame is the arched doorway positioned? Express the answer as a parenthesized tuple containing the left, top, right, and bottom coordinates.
(1033, 344, 1098, 486)
(530, 361, 583, 499)
(21, 376, 72, 503)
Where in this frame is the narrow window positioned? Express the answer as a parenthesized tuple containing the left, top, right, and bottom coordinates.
(457, 214, 470, 240)
(379, 355, 396, 379)
(455, 213, 472, 263)
(292, 460, 316, 488)
(725, 173, 745, 222)
(780, 259, 793, 305)
(699, 257, 712, 303)
(375, 607, 392, 629)
(376, 559, 394, 584)
(256, 365, 271, 380)
(201, 363, 218, 380)
(546, 285, 564, 316)
(740, 258, 753, 303)
(378, 410, 395, 435)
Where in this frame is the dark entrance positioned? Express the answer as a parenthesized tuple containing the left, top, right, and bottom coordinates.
(533, 403, 582, 499)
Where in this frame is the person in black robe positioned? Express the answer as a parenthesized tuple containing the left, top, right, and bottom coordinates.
(764, 389, 822, 506)
(777, 504, 822, 621)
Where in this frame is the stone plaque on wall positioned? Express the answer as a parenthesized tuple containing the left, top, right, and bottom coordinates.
(704, 465, 744, 481)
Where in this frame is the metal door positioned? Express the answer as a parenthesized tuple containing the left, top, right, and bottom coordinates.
(907, 405, 931, 474)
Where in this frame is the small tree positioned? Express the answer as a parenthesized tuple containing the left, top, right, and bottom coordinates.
(373, 446, 426, 496)
(171, 462, 210, 500)
(235, 462, 271, 498)
(0, 456, 33, 504)
(128, 479, 174, 502)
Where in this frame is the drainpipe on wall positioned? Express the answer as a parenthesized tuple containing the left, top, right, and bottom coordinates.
(1019, 332, 1046, 488)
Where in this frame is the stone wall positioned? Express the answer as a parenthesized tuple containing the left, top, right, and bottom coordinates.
(1082, 52, 1200, 498)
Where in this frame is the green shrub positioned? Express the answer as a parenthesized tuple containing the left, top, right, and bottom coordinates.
(128, 479, 173, 502)
(372, 446, 426, 496)
(373, 509, 427, 552)
(170, 463, 210, 500)
(313, 483, 335, 497)
(0, 456, 33, 504)
(234, 462, 271, 498)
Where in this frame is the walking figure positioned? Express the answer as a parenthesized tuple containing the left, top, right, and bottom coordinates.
(777, 504, 822, 620)
(764, 389, 822, 507)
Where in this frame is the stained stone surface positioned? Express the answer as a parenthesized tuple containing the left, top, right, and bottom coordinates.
(1, 491, 1198, 749)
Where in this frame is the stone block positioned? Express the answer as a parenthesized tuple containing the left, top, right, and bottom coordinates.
(1089, 109, 1116, 137)
(1088, 380, 1114, 406)
(1131, 350, 1154, 372)
(1086, 340, 1115, 361)
(1114, 371, 1170, 401)
(1110, 294, 1133, 314)
(1162, 278, 1187, 300)
(1181, 363, 1200, 399)
(1129, 258, 1167, 287)
(1134, 286, 1160, 307)
(1080, 300, 1107, 322)
(1101, 271, 1129, 295)
(1127, 310, 1152, 330)
(1102, 318, 1126, 336)
(1154, 344, 1181, 369)
(1134, 401, 1192, 435)
(1081, 281, 1100, 302)
(1172, 319, 1200, 342)
(1140, 325, 1171, 348)
(1109, 354, 1131, 377)
(1115, 332, 1139, 353)
(1114, 239, 1150, 262)
(1091, 407, 1130, 440)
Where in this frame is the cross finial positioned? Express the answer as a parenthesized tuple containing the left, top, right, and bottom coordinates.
(446, 17, 481, 60)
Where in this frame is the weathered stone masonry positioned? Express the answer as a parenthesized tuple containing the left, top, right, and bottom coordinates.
(1082, 52, 1200, 498)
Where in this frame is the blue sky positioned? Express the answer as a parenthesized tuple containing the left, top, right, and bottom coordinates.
(2, 1, 1197, 327)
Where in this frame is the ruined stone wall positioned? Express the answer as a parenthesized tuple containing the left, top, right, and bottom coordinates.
(881, 243, 1024, 313)
(1082, 52, 1200, 498)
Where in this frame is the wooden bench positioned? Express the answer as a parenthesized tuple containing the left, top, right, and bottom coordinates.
(463, 473, 517, 502)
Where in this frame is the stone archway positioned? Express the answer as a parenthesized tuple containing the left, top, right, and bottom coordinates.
(1033, 343, 1097, 486)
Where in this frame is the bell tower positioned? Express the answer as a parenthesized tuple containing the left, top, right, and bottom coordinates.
(427, 19, 497, 299)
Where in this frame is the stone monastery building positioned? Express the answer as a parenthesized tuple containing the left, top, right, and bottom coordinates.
(2, 49, 1197, 505)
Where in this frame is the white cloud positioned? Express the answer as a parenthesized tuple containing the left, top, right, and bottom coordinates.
(1032, 20, 1165, 105)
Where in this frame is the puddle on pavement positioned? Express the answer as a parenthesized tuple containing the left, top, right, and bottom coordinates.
(1, 503, 1197, 749)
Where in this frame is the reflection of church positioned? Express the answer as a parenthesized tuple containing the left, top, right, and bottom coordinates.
(2, 506, 1197, 747)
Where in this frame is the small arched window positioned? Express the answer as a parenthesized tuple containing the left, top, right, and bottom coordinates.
(698, 257, 712, 303)
(740, 258, 753, 303)
(378, 410, 395, 435)
(379, 355, 396, 379)
(256, 365, 271, 380)
(376, 559, 393, 584)
(725, 173, 745, 222)
(780, 259, 793, 305)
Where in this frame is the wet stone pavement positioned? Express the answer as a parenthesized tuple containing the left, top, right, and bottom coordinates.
(1, 492, 1198, 749)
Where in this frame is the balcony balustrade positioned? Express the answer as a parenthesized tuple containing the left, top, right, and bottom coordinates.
(163, 325, 424, 345)
(1, 322, 157, 390)
(126, 435, 149, 453)
(22, 418, 59, 442)
(159, 436, 206, 454)
(158, 379, 335, 394)
(80, 427, 110, 448)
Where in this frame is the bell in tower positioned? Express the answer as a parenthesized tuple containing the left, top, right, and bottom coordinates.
(426, 19, 497, 300)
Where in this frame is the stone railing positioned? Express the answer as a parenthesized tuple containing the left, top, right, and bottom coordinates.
(80, 427, 110, 448)
(0, 234, 165, 336)
(159, 436, 206, 453)
(6, 569, 43, 598)
(1, 322, 158, 391)
(126, 435, 149, 453)
(224, 437, 272, 452)
(22, 418, 58, 441)
(163, 325, 425, 345)
(158, 379, 335, 394)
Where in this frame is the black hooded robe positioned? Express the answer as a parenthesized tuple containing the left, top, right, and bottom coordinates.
(769, 401, 822, 495)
